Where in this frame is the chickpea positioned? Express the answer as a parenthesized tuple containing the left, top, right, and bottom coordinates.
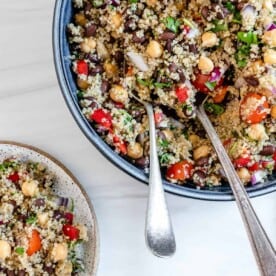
(51, 243, 68, 262)
(201, 32, 218, 48)
(162, 129, 174, 142)
(146, 40, 163, 58)
(189, 134, 200, 148)
(271, 105, 276, 119)
(146, 0, 157, 6)
(37, 213, 49, 227)
(0, 240, 11, 260)
(77, 77, 90, 90)
(110, 12, 122, 28)
(237, 168, 251, 184)
(198, 56, 214, 74)
(262, 29, 276, 47)
(74, 13, 87, 26)
(55, 261, 73, 276)
(209, 174, 220, 186)
(76, 224, 88, 241)
(96, 40, 110, 60)
(104, 63, 118, 78)
(127, 143, 143, 159)
(80, 37, 96, 53)
(22, 180, 38, 197)
(263, 0, 273, 11)
(246, 124, 269, 141)
(264, 49, 276, 65)
(110, 85, 128, 104)
(193, 145, 210, 161)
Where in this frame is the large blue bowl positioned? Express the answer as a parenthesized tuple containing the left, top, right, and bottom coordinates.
(52, 0, 276, 201)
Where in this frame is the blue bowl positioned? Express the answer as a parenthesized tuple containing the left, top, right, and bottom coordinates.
(52, 0, 276, 201)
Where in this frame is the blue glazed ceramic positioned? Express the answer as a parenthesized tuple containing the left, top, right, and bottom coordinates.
(53, 0, 276, 201)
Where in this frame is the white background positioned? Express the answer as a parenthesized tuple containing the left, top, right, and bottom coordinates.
(0, 1, 275, 275)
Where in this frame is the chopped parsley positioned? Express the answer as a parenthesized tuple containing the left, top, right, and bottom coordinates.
(68, 242, 85, 273)
(224, 2, 242, 24)
(158, 139, 169, 149)
(154, 82, 172, 88)
(235, 31, 258, 68)
(204, 102, 225, 115)
(92, 0, 104, 7)
(137, 78, 172, 89)
(77, 91, 84, 100)
(129, 0, 138, 3)
(26, 214, 37, 225)
(160, 153, 171, 165)
(205, 81, 217, 91)
(15, 247, 24, 256)
(164, 17, 180, 33)
(211, 20, 228, 32)
(0, 161, 18, 172)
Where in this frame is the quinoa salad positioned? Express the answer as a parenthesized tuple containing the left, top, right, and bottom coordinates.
(67, 0, 276, 188)
(0, 159, 88, 275)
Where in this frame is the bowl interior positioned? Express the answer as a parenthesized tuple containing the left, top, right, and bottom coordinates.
(0, 141, 99, 276)
(53, 0, 276, 201)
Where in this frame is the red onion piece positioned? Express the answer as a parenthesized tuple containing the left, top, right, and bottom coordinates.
(209, 67, 221, 82)
(266, 23, 276, 31)
(127, 52, 149, 72)
(251, 170, 265, 185)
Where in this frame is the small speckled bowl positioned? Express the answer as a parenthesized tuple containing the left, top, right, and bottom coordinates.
(0, 141, 99, 276)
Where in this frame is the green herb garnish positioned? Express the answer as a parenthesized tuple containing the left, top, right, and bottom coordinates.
(205, 81, 217, 91)
(224, 2, 242, 24)
(137, 78, 152, 87)
(237, 31, 258, 45)
(26, 214, 37, 225)
(160, 153, 171, 165)
(204, 102, 225, 115)
(137, 78, 172, 89)
(211, 20, 228, 32)
(158, 139, 169, 149)
(235, 31, 258, 68)
(154, 82, 172, 88)
(129, 0, 138, 3)
(92, 0, 104, 7)
(164, 17, 180, 33)
(0, 161, 18, 172)
(69, 247, 85, 273)
(77, 91, 84, 100)
(15, 247, 24, 256)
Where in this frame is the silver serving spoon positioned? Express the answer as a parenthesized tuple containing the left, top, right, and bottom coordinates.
(195, 94, 276, 275)
(126, 52, 176, 257)
(129, 91, 176, 257)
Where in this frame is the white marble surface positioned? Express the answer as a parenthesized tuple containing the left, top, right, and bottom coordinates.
(0, 1, 275, 275)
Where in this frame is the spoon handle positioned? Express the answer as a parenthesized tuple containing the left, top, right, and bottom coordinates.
(144, 103, 176, 257)
(197, 106, 276, 276)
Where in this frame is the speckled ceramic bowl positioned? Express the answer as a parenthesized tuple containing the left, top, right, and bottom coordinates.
(0, 141, 99, 276)
(53, 0, 276, 201)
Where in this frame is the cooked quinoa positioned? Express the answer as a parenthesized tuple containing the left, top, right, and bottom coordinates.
(0, 159, 87, 275)
(68, 0, 276, 188)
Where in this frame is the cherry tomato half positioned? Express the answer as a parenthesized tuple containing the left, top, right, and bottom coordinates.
(240, 93, 269, 124)
(166, 160, 193, 181)
(62, 224, 80, 240)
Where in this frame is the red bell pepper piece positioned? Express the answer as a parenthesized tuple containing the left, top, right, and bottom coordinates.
(90, 109, 112, 129)
(62, 224, 80, 240)
(175, 86, 189, 103)
(8, 172, 20, 182)
(76, 60, 88, 75)
(233, 157, 251, 168)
